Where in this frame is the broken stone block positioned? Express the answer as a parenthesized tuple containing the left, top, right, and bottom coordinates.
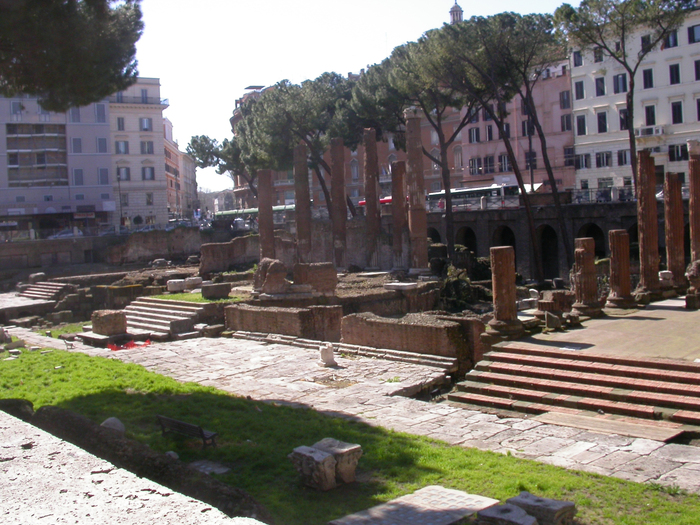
(544, 311, 562, 330)
(100, 417, 125, 434)
(167, 279, 187, 292)
(261, 260, 291, 295)
(288, 445, 337, 491)
(506, 492, 576, 525)
(185, 276, 203, 290)
(318, 343, 337, 368)
(477, 503, 538, 525)
(5, 340, 26, 350)
(91, 310, 127, 336)
(28, 272, 46, 284)
(311, 438, 362, 483)
(201, 282, 231, 300)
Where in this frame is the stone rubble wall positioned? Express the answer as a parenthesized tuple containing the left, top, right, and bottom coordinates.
(225, 304, 342, 342)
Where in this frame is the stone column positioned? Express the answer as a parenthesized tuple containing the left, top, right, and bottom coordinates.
(363, 128, 380, 269)
(664, 172, 686, 288)
(636, 150, 660, 294)
(330, 137, 346, 269)
(571, 237, 602, 317)
(391, 161, 407, 269)
(294, 142, 312, 263)
(688, 140, 700, 261)
(606, 230, 636, 309)
(405, 109, 428, 273)
(257, 169, 275, 260)
(488, 246, 523, 337)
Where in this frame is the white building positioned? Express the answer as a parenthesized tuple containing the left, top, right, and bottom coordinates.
(570, 7, 700, 201)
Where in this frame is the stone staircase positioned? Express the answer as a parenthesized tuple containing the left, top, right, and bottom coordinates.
(19, 282, 73, 301)
(123, 297, 206, 340)
(449, 341, 700, 428)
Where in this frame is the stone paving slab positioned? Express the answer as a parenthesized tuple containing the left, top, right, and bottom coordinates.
(0, 411, 260, 525)
(327, 485, 499, 525)
(7, 326, 700, 495)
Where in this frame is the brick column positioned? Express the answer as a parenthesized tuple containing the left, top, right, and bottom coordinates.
(488, 246, 523, 337)
(391, 161, 407, 269)
(606, 230, 635, 309)
(636, 150, 660, 294)
(688, 140, 700, 261)
(363, 128, 380, 268)
(571, 237, 602, 317)
(293, 143, 312, 263)
(330, 137, 346, 269)
(664, 172, 686, 288)
(405, 109, 428, 273)
(257, 169, 275, 260)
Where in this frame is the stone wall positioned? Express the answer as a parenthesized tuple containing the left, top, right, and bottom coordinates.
(102, 228, 202, 265)
(200, 233, 296, 276)
(341, 312, 471, 370)
(225, 304, 342, 341)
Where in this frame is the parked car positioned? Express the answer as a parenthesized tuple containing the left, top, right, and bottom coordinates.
(133, 224, 158, 233)
(98, 225, 129, 236)
(48, 228, 83, 239)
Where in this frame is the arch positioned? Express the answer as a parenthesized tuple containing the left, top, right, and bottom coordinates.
(576, 222, 606, 258)
(427, 227, 442, 244)
(538, 224, 559, 279)
(492, 225, 516, 261)
(455, 226, 477, 253)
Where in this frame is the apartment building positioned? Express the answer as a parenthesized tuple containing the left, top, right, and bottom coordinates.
(0, 95, 115, 233)
(570, 7, 700, 198)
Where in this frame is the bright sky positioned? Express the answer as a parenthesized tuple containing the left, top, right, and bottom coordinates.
(135, 0, 579, 192)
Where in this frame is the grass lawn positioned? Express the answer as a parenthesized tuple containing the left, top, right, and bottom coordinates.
(1, 347, 699, 525)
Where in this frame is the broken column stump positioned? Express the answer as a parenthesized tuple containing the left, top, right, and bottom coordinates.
(288, 445, 337, 491)
(477, 503, 538, 525)
(507, 491, 576, 525)
(311, 438, 363, 483)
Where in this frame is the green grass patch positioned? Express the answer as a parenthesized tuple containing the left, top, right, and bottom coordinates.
(1, 348, 699, 525)
(151, 292, 245, 303)
(35, 323, 85, 338)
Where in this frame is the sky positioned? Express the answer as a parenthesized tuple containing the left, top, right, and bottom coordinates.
(134, 0, 579, 192)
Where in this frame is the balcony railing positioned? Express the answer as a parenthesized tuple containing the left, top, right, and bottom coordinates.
(109, 96, 169, 106)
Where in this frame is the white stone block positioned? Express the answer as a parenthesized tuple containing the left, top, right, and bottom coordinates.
(167, 279, 186, 292)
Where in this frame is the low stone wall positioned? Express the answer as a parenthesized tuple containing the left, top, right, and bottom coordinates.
(102, 228, 202, 265)
(225, 303, 342, 341)
(200, 233, 296, 276)
(92, 284, 144, 310)
(341, 312, 471, 371)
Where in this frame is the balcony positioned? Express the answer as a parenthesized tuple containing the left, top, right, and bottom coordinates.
(109, 95, 169, 107)
(634, 126, 664, 137)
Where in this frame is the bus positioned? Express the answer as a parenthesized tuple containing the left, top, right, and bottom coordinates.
(213, 204, 296, 232)
(427, 183, 536, 211)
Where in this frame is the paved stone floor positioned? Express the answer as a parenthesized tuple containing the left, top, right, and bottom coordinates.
(6, 309, 700, 495)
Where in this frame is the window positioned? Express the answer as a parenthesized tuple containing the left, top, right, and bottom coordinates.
(121, 193, 129, 207)
(484, 156, 495, 174)
(139, 117, 153, 131)
(43, 195, 53, 202)
(8, 153, 18, 166)
(643, 69, 654, 89)
(595, 77, 605, 96)
(499, 123, 510, 139)
(146, 193, 154, 206)
(498, 154, 511, 173)
(117, 167, 130, 181)
(613, 73, 627, 94)
(98, 168, 109, 185)
(430, 182, 441, 192)
(36, 152, 45, 165)
(468, 109, 479, 123)
(73, 168, 84, 186)
(561, 114, 572, 132)
(69, 107, 80, 123)
(618, 149, 631, 166)
(560, 90, 571, 109)
(117, 117, 125, 131)
(564, 147, 575, 167)
(468, 127, 480, 143)
(670, 64, 681, 85)
(142, 166, 155, 180)
(575, 81, 584, 100)
(75, 194, 85, 201)
(596, 151, 612, 168)
(525, 151, 537, 170)
(575, 153, 591, 169)
(15, 196, 25, 202)
(350, 160, 359, 181)
(697, 99, 700, 121)
(594, 47, 604, 62)
(72, 137, 82, 153)
(573, 50, 582, 67)
(95, 104, 106, 123)
(140, 89, 148, 103)
(672, 101, 683, 124)
(521, 120, 534, 136)
(140, 141, 154, 154)
(597, 112, 608, 133)
(430, 130, 439, 145)
(453, 146, 463, 169)
(10, 101, 22, 115)
(115, 141, 129, 154)
(576, 114, 586, 136)
(101, 193, 110, 200)
(669, 144, 689, 162)
(689, 25, 700, 44)
(97, 137, 108, 153)
(641, 34, 652, 52)
(468, 157, 482, 176)
(619, 108, 629, 131)
(645, 105, 656, 126)
(599, 177, 613, 188)
(664, 30, 678, 49)
(483, 105, 493, 121)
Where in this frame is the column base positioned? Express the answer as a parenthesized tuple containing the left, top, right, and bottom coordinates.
(571, 302, 603, 318)
(605, 295, 637, 309)
(487, 318, 524, 339)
